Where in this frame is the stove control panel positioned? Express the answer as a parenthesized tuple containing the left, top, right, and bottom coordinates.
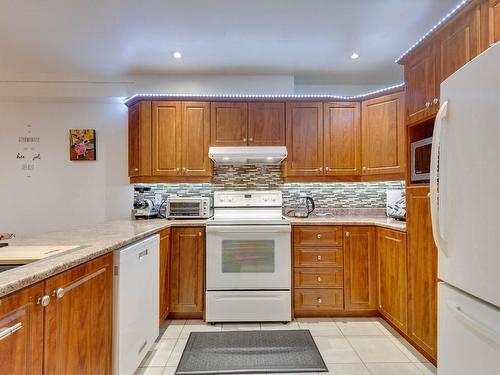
(214, 190, 282, 207)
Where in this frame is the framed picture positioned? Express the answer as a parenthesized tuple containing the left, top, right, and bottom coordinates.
(69, 129, 96, 161)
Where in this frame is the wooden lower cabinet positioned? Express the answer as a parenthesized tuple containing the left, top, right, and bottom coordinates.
(159, 228, 171, 321)
(170, 227, 205, 318)
(0, 282, 45, 375)
(344, 226, 377, 312)
(44, 253, 113, 375)
(377, 228, 407, 333)
(294, 289, 344, 314)
(406, 186, 438, 361)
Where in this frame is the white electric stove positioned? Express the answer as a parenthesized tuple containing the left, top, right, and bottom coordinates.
(205, 190, 291, 323)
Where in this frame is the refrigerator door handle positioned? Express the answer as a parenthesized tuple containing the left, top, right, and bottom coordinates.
(430, 100, 449, 256)
(446, 300, 500, 345)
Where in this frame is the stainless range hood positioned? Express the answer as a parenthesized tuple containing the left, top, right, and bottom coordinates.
(208, 146, 287, 165)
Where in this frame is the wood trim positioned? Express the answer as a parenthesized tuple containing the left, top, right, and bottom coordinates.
(130, 176, 213, 184)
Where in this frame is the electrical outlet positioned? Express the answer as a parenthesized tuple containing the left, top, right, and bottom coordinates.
(154, 194, 163, 205)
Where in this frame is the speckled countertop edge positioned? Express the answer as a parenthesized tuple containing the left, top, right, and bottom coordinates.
(0, 216, 405, 298)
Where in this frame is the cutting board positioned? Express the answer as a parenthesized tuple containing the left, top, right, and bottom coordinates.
(0, 245, 81, 265)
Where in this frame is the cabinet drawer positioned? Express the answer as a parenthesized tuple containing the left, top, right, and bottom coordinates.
(294, 247, 343, 267)
(294, 289, 344, 311)
(294, 268, 343, 288)
(293, 226, 343, 247)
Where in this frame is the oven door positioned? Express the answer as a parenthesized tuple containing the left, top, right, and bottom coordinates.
(206, 225, 291, 290)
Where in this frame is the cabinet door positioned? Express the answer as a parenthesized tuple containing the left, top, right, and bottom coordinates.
(404, 45, 437, 125)
(128, 101, 151, 177)
(44, 254, 113, 375)
(159, 228, 171, 321)
(285, 102, 324, 176)
(181, 102, 212, 176)
(170, 227, 205, 317)
(487, 0, 500, 46)
(437, 4, 480, 83)
(344, 226, 377, 311)
(248, 102, 285, 146)
(377, 228, 407, 333)
(152, 101, 182, 176)
(210, 102, 248, 146)
(406, 186, 437, 360)
(0, 283, 44, 375)
(324, 102, 361, 176)
(361, 92, 405, 177)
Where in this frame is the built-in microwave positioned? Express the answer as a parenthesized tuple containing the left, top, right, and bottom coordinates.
(410, 136, 432, 183)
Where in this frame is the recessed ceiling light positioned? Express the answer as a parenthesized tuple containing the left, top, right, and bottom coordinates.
(350, 52, 359, 60)
(223, 157, 230, 161)
(172, 51, 182, 59)
(267, 157, 273, 160)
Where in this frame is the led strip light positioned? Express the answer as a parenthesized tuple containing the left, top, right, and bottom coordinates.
(394, 0, 470, 63)
(123, 82, 405, 104)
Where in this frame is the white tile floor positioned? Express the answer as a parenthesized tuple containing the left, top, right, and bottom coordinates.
(136, 318, 437, 375)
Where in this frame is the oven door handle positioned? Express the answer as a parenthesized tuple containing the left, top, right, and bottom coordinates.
(206, 225, 291, 234)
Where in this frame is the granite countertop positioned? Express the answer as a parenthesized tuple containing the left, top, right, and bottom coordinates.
(0, 214, 405, 298)
(0, 219, 205, 298)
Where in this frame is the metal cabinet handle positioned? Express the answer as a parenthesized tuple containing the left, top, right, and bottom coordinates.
(53, 288, 65, 299)
(138, 249, 148, 259)
(198, 231, 202, 237)
(36, 295, 50, 307)
(363, 166, 367, 171)
(243, 138, 247, 142)
(345, 231, 350, 237)
(317, 255, 322, 260)
(319, 167, 323, 172)
(433, 98, 439, 105)
(425, 101, 431, 108)
(133, 168, 139, 172)
(325, 167, 329, 171)
(176, 167, 180, 173)
(317, 298, 322, 304)
(182, 168, 186, 173)
(317, 234, 322, 239)
(0, 322, 22, 341)
(248, 137, 253, 142)
(317, 276, 322, 282)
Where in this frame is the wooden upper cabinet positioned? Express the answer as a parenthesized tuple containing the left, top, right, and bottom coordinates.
(44, 254, 113, 375)
(181, 102, 212, 176)
(404, 45, 438, 125)
(485, 0, 500, 47)
(285, 102, 324, 176)
(361, 92, 405, 177)
(344, 226, 377, 311)
(170, 227, 205, 318)
(128, 101, 151, 177)
(406, 186, 437, 360)
(159, 228, 171, 322)
(248, 102, 285, 146)
(151, 101, 182, 176)
(0, 283, 44, 375)
(210, 102, 248, 146)
(323, 102, 361, 176)
(377, 228, 407, 333)
(437, 4, 481, 83)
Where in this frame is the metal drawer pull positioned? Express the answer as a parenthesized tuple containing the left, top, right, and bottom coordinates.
(37, 295, 50, 307)
(138, 249, 148, 259)
(53, 288, 65, 299)
(345, 231, 350, 237)
(317, 276, 322, 282)
(317, 255, 322, 260)
(0, 322, 22, 341)
(317, 234, 321, 239)
(317, 298, 322, 304)
(198, 231, 202, 237)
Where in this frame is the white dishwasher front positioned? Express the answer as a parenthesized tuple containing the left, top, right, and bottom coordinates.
(113, 234, 159, 375)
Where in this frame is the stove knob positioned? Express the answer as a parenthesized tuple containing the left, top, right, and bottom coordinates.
(263, 197, 268, 202)
(220, 197, 225, 202)
(271, 197, 276, 202)
(228, 197, 233, 202)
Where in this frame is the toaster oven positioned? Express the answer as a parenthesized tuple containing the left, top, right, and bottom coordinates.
(166, 197, 212, 219)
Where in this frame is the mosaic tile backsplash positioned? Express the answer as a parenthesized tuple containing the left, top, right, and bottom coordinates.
(134, 164, 405, 209)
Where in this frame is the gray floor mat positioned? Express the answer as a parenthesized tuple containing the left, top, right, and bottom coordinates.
(175, 329, 328, 374)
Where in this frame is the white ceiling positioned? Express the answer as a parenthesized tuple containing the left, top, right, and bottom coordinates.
(0, 0, 458, 86)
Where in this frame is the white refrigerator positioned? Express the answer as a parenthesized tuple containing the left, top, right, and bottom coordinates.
(431, 42, 500, 374)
